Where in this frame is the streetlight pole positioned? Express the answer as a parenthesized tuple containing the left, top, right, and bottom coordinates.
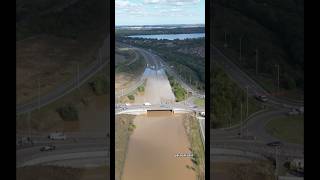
(276, 64, 280, 91)
(275, 146, 279, 179)
(77, 62, 80, 89)
(28, 112, 31, 138)
(224, 31, 228, 48)
(240, 102, 243, 138)
(38, 79, 40, 110)
(255, 49, 259, 75)
(246, 86, 249, 118)
(239, 36, 243, 62)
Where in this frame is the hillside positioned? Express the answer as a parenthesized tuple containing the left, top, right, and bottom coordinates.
(16, 0, 107, 104)
(17, 0, 106, 40)
(213, 0, 304, 92)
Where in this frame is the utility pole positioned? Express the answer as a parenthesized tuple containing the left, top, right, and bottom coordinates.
(275, 146, 279, 179)
(28, 112, 31, 138)
(77, 62, 80, 89)
(38, 79, 41, 110)
(246, 86, 249, 136)
(276, 64, 280, 91)
(224, 31, 228, 48)
(239, 36, 243, 62)
(246, 86, 249, 118)
(255, 49, 259, 75)
(240, 103, 243, 138)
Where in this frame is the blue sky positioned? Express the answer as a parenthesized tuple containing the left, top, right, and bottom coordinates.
(115, 0, 205, 26)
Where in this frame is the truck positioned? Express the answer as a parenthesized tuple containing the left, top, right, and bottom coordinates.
(48, 132, 66, 140)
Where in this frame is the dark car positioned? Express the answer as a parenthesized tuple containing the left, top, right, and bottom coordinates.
(255, 95, 268, 102)
(266, 141, 283, 147)
(40, 145, 56, 152)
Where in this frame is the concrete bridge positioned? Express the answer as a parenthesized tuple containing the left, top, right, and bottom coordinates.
(115, 104, 204, 115)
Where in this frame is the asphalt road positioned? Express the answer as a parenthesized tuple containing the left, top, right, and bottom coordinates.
(17, 37, 109, 115)
(211, 45, 304, 165)
(17, 136, 108, 167)
(115, 43, 205, 99)
(212, 45, 303, 109)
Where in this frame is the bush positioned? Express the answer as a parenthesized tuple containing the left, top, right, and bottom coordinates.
(89, 76, 108, 95)
(137, 85, 144, 92)
(56, 104, 79, 121)
(127, 94, 135, 101)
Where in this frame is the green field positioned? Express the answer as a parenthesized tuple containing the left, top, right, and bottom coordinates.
(266, 115, 304, 144)
(193, 98, 205, 107)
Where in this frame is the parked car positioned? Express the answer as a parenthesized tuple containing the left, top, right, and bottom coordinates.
(287, 109, 300, 116)
(266, 141, 283, 147)
(40, 145, 56, 152)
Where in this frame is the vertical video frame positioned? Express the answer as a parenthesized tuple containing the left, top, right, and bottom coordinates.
(115, 0, 206, 179)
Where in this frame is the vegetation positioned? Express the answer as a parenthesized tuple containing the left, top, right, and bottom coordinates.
(89, 75, 108, 96)
(116, 53, 146, 76)
(137, 84, 145, 93)
(212, 161, 274, 180)
(115, 115, 136, 180)
(183, 114, 205, 180)
(167, 74, 187, 102)
(56, 104, 79, 121)
(266, 115, 304, 144)
(117, 35, 205, 91)
(17, 165, 108, 180)
(16, 0, 106, 40)
(211, 64, 261, 129)
(193, 98, 205, 107)
(116, 26, 204, 36)
(16, 66, 109, 132)
(213, 0, 304, 95)
(127, 94, 135, 101)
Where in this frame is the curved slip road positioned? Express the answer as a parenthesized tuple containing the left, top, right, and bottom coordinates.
(17, 37, 109, 115)
(17, 137, 108, 167)
(211, 44, 303, 109)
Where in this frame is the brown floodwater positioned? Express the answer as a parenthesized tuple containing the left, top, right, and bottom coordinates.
(121, 112, 196, 180)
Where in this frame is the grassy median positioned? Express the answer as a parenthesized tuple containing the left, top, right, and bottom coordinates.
(266, 115, 304, 144)
(183, 114, 205, 180)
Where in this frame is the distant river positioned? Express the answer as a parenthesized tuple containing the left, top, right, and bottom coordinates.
(128, 33, 205, 40)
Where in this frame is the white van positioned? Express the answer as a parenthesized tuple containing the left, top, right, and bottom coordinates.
(48, 132, 66, 140)
(143, 102, 151, 106)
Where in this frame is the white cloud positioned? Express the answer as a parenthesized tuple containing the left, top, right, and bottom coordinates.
(144, 0, 201, 6)
(144, 0, 162, 4)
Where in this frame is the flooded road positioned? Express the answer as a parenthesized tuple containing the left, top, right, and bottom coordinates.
(122, 112, 196, 180)
(135, 68, 175, 104)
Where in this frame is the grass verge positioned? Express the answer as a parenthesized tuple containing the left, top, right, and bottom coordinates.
(193, 98, 205, 107)
(167, 73, 187, 102)
(115, 114, 136, 180)
(183, 114, 205, 180)
(266, 115, 304, 144)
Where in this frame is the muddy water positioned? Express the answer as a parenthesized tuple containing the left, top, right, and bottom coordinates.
(122, 112, 195, 180)
(135, 68, 175, 104)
